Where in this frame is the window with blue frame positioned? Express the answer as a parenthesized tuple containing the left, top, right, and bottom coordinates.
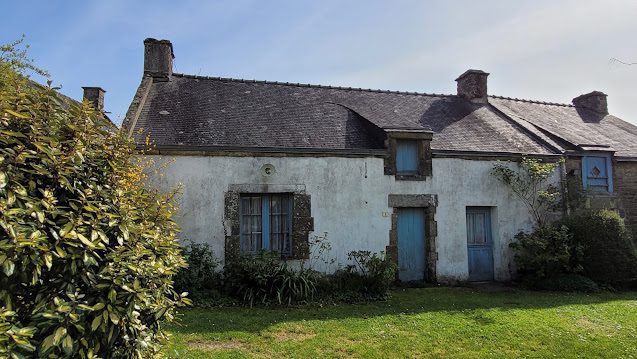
(582, 155, 613, 192)
(240, 194, 293, 256)
(396, 140, 419, 175)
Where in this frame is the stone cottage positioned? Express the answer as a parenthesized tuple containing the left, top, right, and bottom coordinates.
(121, 38, 637, 283)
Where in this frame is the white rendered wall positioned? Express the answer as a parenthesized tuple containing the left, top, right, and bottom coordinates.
(148, 155, 553, 282)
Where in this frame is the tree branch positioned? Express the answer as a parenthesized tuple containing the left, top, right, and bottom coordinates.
(610, 58, 637, 66)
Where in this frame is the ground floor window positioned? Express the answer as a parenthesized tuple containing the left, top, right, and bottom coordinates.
(240, 194, 292, 256)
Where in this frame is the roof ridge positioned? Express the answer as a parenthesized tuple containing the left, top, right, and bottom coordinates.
(171, 72, 455, 98)
(490, 94, 574, 107)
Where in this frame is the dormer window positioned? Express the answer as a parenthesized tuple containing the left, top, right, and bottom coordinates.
(383, 131, 433, 180)
(396, 140, 419, 175)
(582, 155, 613, 192)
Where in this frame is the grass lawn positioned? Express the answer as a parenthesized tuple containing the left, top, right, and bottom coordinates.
(163, 286, 637, 358)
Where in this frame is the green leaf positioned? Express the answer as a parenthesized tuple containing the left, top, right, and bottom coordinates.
(62, 334, 73, 353)
(40, 333, 56, 351)
(43, 253, 52, 269)
(36, 211, 45, 223)
(91, 315, 101, 331)
(3, 260, 15, 276)
(4, 109, 29, 119)
(53, 327, 67, 344)
(1, 130, 27, 137)
(54, 246, 66, 258)
(59, 222, 73, 238)
(76, 232, 95, 248)
(0, 171, 7, 188)
(108, 289, 117, 303)
(109, 312, 119, 325)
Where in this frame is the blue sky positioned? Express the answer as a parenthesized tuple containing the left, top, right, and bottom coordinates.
(2, 0, 636, 125)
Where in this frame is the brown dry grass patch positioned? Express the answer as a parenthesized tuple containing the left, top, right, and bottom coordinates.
(266, 323, 317, 342)
(187, 339, 247, 351)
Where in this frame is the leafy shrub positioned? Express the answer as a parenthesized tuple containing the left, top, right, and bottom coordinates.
(347, 251, 397, 296)
(173, 241, 222, 298)
(0, 39, 188, 358)
(510, 225, 583, 279)
(224, 252, 316, 306)
(562, 210, 637, 285)
(531, 274, 600, 293)
(492, 158, 562, 227)
(317, 251, 396, 302)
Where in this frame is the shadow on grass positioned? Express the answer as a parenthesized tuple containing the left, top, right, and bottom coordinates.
(167, 286, 637, 335)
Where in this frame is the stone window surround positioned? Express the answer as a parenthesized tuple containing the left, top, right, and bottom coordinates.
(386, 194, 438, 282)
(224, 184, 313, 262)
(383, 131, 433, 180)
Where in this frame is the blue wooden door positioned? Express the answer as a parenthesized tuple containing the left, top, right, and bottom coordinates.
(397, 208, 426, 281)
(466, 207, 494, 281)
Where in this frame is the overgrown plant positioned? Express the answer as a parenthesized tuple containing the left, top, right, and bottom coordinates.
(224, 252, 316, 306)
(491, 158, 562, 227)
(318, 251, 396, 302)
(303, 232, 336, 272)
(173, 241, 222, 300)
(0, 38, 189, 358)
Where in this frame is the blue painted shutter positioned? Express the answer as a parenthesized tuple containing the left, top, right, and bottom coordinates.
(583, 156, 612, 192)
(396, 140, 419, 174)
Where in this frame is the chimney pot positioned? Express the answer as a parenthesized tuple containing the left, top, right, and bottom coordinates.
(82, 87, 105, 112)
(143, 38, 174, 79)
(572, 91, 608, 115)
(455, 69, 489, 103)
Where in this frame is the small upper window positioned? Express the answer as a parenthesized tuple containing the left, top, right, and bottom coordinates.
(582, 156, 612, 192)
(396, 140, 419, 175)
(240, 194, 292, 257)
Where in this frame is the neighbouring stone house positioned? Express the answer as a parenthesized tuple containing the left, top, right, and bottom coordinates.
(120, 38, 637, 283)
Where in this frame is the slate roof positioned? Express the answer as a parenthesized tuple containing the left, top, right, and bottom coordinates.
(129, 73, 561, 155)
(490, 97, 637, 158)
(126, 72, 637, 158)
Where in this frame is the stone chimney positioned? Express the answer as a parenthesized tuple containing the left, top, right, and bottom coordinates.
(455, 69, 489, 103)
(572, 91, 608, 115)
(143, 38, 174, 79)
(82, 87, 105, 111)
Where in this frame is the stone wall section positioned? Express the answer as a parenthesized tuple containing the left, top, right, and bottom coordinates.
(614, 161, 637, 240)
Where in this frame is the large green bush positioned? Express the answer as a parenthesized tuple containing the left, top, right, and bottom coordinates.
(510, 209, 637, 290)
(562, 210, 637, 285)
(510, 225, 583, 280)
(0, 39, 188, 358)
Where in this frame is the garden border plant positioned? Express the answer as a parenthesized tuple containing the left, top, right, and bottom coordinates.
(173, 232, 397, 307)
